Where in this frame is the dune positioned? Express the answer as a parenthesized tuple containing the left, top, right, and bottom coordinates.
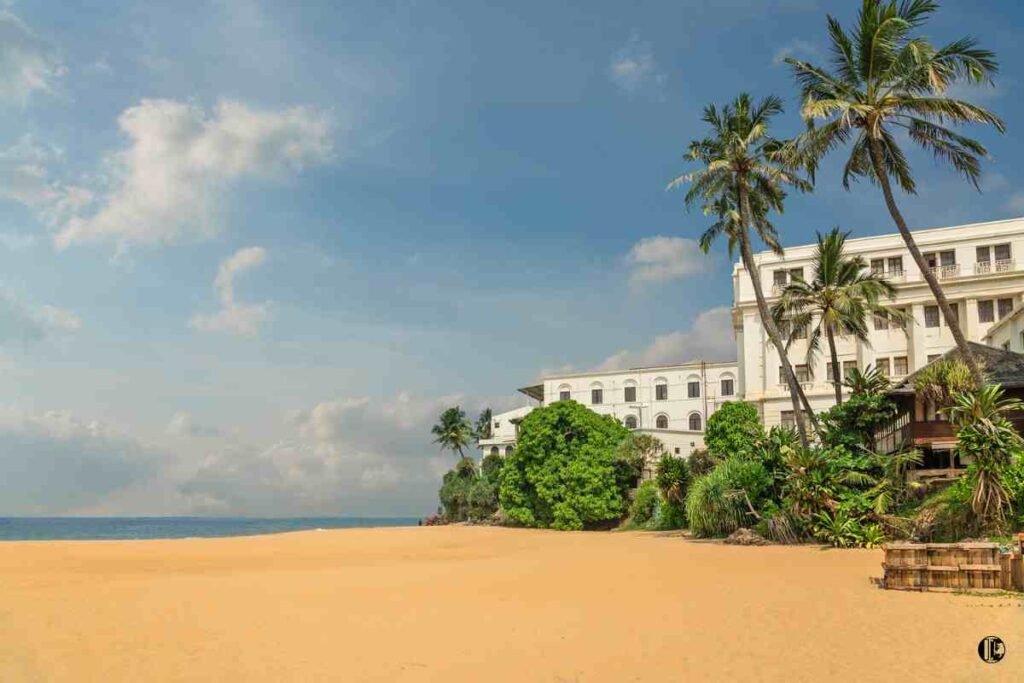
(0, 526, 1019, 681)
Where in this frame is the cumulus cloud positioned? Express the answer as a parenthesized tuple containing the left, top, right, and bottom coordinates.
(0, 136, 92, 223)
(0, 291, 79, 344)
(0, 409, 160, 514)
(178, 392, 464, 516)
(608, 33, 665, 94)
(166, 411, 220, 438)
(52, 98, 332, 248)
(596, 306, 735, 370)
(190, 246, 271, 336)
(0, 9, 64, 103)
(626, 236, 707, 285)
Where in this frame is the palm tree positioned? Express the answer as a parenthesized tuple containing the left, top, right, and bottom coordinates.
(431, 407, 472, 459)
(844, 366, 891, 397)
(772, 227, 905, 404)
(473, 408, 493, 446)
(785, 0, 1005, 386)
(670, 93, 817, 447)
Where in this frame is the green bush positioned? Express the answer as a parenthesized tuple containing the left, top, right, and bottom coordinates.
(704, 401, 764, 459)
(498, 400, 631, 530)
(914, 476, 977, 541)
(818, 392, 897, 450)
(687, 448, 718, 477)
(686, 458, 772, 537)
(438, 457, 500, 522)
(654, 455, 690, 529)
(481, 453, 505, 487)
(628, 481, 660, 527)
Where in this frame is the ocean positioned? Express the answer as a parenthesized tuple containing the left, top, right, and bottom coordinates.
(0, 517, 420, 541)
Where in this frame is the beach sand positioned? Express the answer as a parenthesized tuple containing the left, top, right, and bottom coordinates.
(0, 526, 1020, 682)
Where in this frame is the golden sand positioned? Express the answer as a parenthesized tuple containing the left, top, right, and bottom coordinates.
(0, 526, 1020, 682)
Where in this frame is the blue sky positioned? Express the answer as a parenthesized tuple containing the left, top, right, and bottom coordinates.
(0, 0, 1021, 516)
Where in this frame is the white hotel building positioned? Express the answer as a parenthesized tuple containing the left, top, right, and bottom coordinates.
(484, 216, 1024, 451)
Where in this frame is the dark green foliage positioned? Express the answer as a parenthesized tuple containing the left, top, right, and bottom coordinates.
(704, 401, 764, 459)
(481, 453, 505, 487)
(686, 448, 719, 477)
(498, 400, 631, 530)
(654, 455, 690, 529)
(818, 391, 897, 450)
(914, 477, 978, 542)
(628, 481, 660, 527)
(438, 457, 500, 523)
(686, 458, 772, 537)
(474, 408, 493, 444)
(615, 433, 666, 487)
(431, 407, 473, 458)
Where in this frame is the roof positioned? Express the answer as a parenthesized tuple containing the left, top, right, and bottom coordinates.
(982, 301, 1024, 342)
(517, 384, 544, 402)
(537, 359, 737, 382)
(887, 342, 1024, 395)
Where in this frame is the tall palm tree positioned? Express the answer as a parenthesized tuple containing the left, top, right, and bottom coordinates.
(473, 408, 493, 447)
(431, 407, 472, 459)
(785, 0, 1005, 386)
(772, 227, 905, 404)
(670, 93, 818, 447)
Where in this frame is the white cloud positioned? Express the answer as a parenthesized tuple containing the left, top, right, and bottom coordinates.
(772, 39, 820, 65)
(626, 236, 707, 285)
(53, 98, 333, 249)
(190, 246, 272, 336)
(0, 136, 92, 222)
(166, 411, 219, 438)
(608, 33, 665, 94)
(0, 292, 80, 344)
(178, 392, 465, 515)
(596, 306, 735, 370)
(0, 9, 64, 103)
(0, 408, 160, 514)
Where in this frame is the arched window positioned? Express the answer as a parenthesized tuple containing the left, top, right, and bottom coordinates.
(557, 383, 572, 401)
(655, 414, 669, 429)
(490, 446, 499, 456)
(624, 415, 638, 429)
(689, 413, 703, 431)
(505, 445, 513, 456)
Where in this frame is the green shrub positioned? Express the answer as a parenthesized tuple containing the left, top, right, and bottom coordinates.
(704, 401, 764, 459)
(685, 458, 772, 537)
(628, 481, 660, 527)
(687, 448, 718, 477)
(914, 476, 977, 541)
(615, 433, 666, 487)
(818, 392, 897, 450)
(439, 457, 500, 522)
(481, 453, 505, 487)
(498, 400, 631, 530)
(654, 455, 690, 529)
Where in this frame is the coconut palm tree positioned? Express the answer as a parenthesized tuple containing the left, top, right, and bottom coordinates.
(772, 227, 906, 404)
(473, 408, 493, 446)
(785, 0, 1005, 386)
(431, 407, 472, 459)
(670, 93, 817, 447)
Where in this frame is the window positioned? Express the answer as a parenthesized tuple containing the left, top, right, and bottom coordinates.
(688, 413, 702, 431)
(894, 356, 908, 376)
(998, 298, 1014, 319)
(780, 411, 795, 427)
(591, 389, 603, 405)
(795, 364, 810, 382)
(873, 312, 888, 330)
(721, 378, 734, 396)
(844, 360, 857, 378)
(624, 415, 637, 429)
(924, 250, 955, 267)
(687, 381, 700, 398)
(505, 446, 513, 456)
(978, 299, 994, 323)
(655, 415, 669, 429)
(976, 245, 991, 264)
(490, 447, 499, 456)
(674, 447, 680, 455)
(494, 421, 501, 430)
(887, 256, 903, 274)
(655, 383, 668, 401)
(890, 307, 907, 329)
(876, 357, 890, 377)
(927, 354, 941, 364)
(624, 386, 636, 402)
(559, 390, 571, 401)
(944, 302, 959, 326)
(773, 270, 788, 287)
(789, 267, 804, 282)
(924, 305, 940, 328)
(870, 258, 884, 275)
(995, 243, 1012, 261)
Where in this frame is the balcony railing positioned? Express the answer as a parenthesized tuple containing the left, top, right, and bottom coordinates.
(975, 258, 1015, 275)
(928, 264, 960, 280)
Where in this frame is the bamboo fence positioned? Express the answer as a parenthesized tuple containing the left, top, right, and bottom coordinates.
(881, 536, 1024, 593)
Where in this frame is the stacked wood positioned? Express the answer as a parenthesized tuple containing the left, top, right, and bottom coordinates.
(881, 542, 1023, 593)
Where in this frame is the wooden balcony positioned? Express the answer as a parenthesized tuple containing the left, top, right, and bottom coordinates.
(874, 412, 956, 454)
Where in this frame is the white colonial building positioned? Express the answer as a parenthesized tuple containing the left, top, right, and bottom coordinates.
(984, 301, 1024, 353)
(736, 217, 1024, 427)
(480, 360, 739, 460)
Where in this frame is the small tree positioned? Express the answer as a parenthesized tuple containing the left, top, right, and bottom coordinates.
(615, 433, 667, 485)
(704, 401, 764, 459)
(498, 400, 631, 530)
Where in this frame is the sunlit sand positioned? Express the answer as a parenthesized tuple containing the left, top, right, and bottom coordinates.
(0, 526, 1019, 681)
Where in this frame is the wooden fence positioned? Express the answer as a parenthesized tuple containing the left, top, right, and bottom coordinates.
(881, 539, 1024, 593)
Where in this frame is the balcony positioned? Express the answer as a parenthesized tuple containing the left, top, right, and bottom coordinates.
(975, 258, 1015, 275)
(928, 264, 960, 280)
(874, 412, 956, 454)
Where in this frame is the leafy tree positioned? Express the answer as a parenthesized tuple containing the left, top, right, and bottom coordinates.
(704, 401, 764, 459)
(947, 385, 1024, 528)
(480, 452, 505, 487)
(498, 400, 631, 530)
(438, 456, 501, 523)
(687, 448, 719, 478)
(818, 390, 898, 450)
(669, 93, 818, 447)
(786, 0, 1005, 385)
(655, 454, 691, 528)
(772, 228, 905, 404)
(431, 406, 472, 459)
(614, 433, 667, 485)
(473, 408, 493, 445)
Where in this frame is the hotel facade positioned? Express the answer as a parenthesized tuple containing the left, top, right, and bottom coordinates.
(485, 217, 1024, 453)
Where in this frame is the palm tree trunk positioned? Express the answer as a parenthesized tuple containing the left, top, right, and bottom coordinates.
(737, 183, 818, 448)
(866, 138, 984, 386)
(825, 325, 843, 405)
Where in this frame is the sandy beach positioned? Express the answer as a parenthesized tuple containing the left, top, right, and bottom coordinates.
(0, 526, 1019, 682)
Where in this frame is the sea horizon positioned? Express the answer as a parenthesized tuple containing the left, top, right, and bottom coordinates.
(0, 516, 422, 541)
